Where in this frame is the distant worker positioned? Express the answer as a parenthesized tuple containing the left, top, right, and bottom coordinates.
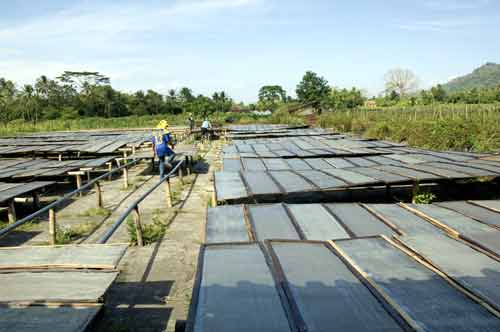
(188, 113, 195, 132)
(152, 120, 175, 178)
(201, 117, 212, 139)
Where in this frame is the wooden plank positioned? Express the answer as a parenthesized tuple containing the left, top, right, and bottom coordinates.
(262, 158, 291, 171)
(303, 158, 332, 169)
(405, 204, 500, 256)
(364, 204, 441, 236)
(241, 158, 267, 171)
(295, 170, 346, 189)
(241, 171, 281, 196)
(286, 204, 350, 240)
(214, 172, 247, 202)
(437, 201, 500, 229)
(323, 157, 355, 168)
(325, 203, 396, 237)
(248, 204, 300, 240)
(205, 205, 250, 243)
(0, 305, 101, 332)
(189, 243, 293, 332)
(0, 271, 118, 303)
(0, 244, 127, 270)
(397, 233, 500, 311)
(322, 168, 378, 185)
(425, 162, 497, 177)
(222, 159, 242, 172)
(404, 163, 471, 178)
(268, 241, 405, 332)
(284, 158, 312, 171)
(470, 200, 500, 212)
(0, 181, 54, 203)
(335, 237, 500, 332)
(375, 165, 439, 181)
(354, 167, 410, 183)
(346, 157, 379, 167)
(268, 171, 315, 193)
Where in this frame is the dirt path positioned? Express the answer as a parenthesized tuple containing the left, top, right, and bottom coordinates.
(91, 142, 220, 332)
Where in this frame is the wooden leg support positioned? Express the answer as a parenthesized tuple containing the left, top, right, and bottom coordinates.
(133, 206, 144, 246)
(32, 192, 40, 210)
(95, 182, 103, 208)
(7, 200, 16, 224)
(76, 175, 82, 196)
(165, 179, 173, 208)
(123, 167, 129, 189)
(49, 208, 56, 245)
(107, 162, 113, 181)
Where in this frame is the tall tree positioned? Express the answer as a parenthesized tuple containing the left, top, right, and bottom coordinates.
(258, 85, 287, 111)
(296, 71, 330, 109)
(384, 68, 419, 96)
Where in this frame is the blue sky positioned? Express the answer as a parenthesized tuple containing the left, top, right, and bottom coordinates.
(1, 0, 499, 102)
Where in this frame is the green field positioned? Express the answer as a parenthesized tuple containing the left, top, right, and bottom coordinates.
(318, 104, 500, 152)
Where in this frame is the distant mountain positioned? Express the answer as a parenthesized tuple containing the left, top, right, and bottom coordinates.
(443, 62, 500, 92)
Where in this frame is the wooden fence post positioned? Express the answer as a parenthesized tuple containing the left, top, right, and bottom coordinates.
(411, 181, 420, 203)
(7, 200, 16, 224)
(49, 208, 56, 245)
(133, 206, 144, 246)
(165, 178, 173, 208)
(178, 166, 184, 184)
(123, 166, 129, 189)
(69, 171, 85, 196)
(32, 192, 40, 210)
(107, 162, 113, 181)
(95, 181, 103, 208)
(185, 156, 191, 175)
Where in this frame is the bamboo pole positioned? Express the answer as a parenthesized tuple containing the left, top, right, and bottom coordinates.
(133, 206, 144, 247)
(49, 208, 56, 245)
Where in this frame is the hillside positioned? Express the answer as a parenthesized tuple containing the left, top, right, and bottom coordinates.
(443, 62, 500, 92)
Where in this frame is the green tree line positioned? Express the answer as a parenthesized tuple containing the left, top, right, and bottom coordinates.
(0, 71, 233, 123)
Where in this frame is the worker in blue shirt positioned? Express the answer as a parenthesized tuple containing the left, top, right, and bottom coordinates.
(152, 120, 175, 178)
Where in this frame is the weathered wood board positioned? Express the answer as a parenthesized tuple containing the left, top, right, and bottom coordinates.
(335, 237, 500, 331)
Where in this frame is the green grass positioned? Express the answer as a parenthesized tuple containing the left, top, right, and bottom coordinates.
(126, 210, 168, 246)
(56, 222, 97, 244)
(0, 111, 303, 136)
(318, 104, 500, 152)
(78, 207, 110, 217)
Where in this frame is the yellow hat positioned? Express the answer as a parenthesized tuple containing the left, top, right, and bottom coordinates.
(156, 120, 168, 130)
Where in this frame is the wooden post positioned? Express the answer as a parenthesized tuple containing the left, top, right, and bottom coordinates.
(123, 166, 129, 189)
(133, 206, 144, 246)
(185, 156, 191, 175)
(58, 154, 62, 162)
(95, 181, 103, 208)
(32, 192, 40, 210)
(165, 179, 173, 208)
(211, 190, 217, 207)
(106, 162, 113, 181)
(69, 171, 86, 196)
(7, 200, 16, 224)
(49, 208, 56, 245)
(178, 166, 184, 184)
(81, 167, 92, 182)
(412, 181, 420, 203)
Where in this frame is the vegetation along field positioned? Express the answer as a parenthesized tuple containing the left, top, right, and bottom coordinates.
(1, 64, 500, 152)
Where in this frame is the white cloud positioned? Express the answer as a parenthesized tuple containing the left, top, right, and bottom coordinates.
(423, 0, 490, 10)
(396, 16, 490, 31)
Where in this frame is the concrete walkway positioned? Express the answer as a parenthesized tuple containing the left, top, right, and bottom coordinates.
(91, 142, 219, 332)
